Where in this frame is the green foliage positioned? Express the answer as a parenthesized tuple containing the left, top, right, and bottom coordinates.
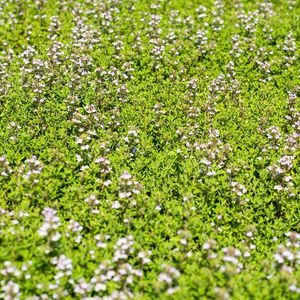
(0, 0, 300, 299)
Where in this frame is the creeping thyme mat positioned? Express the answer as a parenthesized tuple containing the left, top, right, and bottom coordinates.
(0, 0, 300, 299)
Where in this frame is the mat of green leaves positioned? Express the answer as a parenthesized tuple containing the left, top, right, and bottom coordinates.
(0, 0, 300, 299)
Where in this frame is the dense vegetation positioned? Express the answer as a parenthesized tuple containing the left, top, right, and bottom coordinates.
(0, 0, 300, 299)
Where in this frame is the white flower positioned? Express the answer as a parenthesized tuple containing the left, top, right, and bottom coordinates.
(2, 281, 20, 298)
(274, 254, 284, 264)
(51, 232, 61, 242)
(111, 201, 121, 209)
(103, 180, 112, 186)
(120, 171, 132, 180)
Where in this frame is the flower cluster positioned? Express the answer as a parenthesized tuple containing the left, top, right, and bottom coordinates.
(282, 33, 297, 67)
(0, 155, 12, 177)
(38, 207, 61, 243)
(21, 156, 43, 183)
(112, 171, 142, 209)
(157, 264, 181, 295)
(274, 232, 300, 274)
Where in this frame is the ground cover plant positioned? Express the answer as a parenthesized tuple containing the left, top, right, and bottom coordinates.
(0, 0, 300, 299)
